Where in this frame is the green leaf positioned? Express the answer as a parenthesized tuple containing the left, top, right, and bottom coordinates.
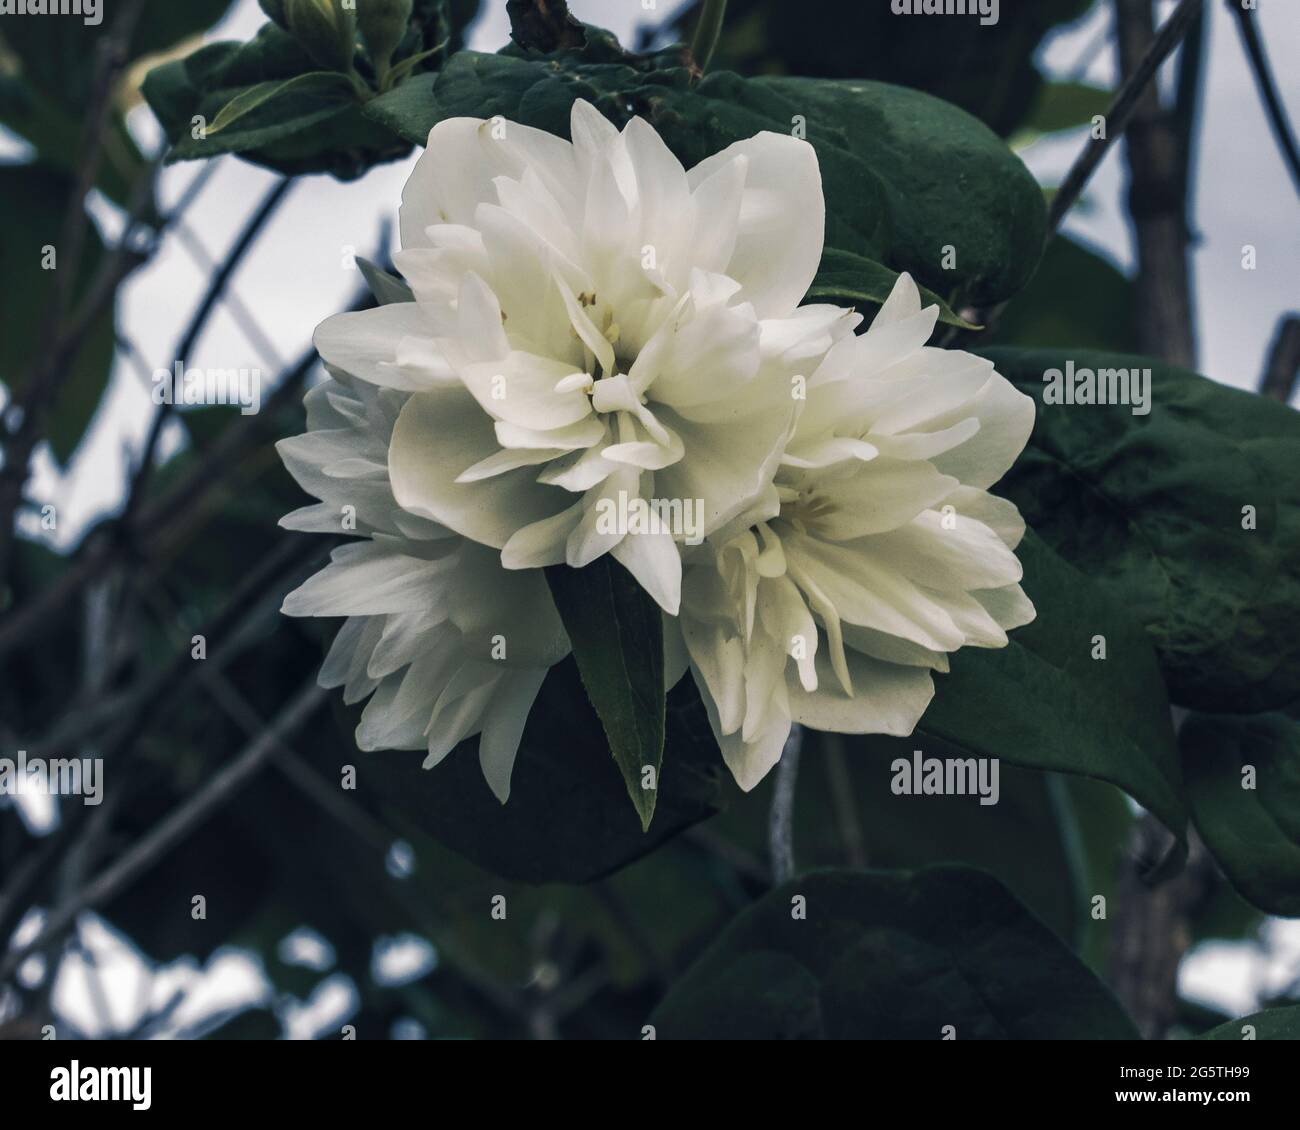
(0, 1, 235, 110)
(385, 43, 446, 87)
(0, 164, 115, 466)
(142, 24, 411, 178)
(650, 867, 1139, 1039)
(545, 557, 666, 831)
(205, 71, 358, 135)
(708, 729, 1129, 958)
(356, 257, 414, 305)
(1180, 713, 1300, 916)
(666, 0, 1095, 137)
(919, 532, 1186, 857)
(990, 236, 1137, 353)
(809, 247, 978, 330)
(362, 658, 733, 882)
(0, 75, 148, 210)
(983, 346, 1300, 712)
(169, 77, 358, 162)
(363, 50, 1048, 304)
(741, 75, 1046, 304)
(1197, 1005, 1300, 1041)
(1020, 81, 1112, 136)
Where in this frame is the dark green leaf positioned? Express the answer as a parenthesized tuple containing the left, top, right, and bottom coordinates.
(650, 867, 1139, 1039)
(983, 346, 1300, 712)
(919, 532, 1186, 857)
(142, 25, 412, 178)
(990, 236, 1138, 353)
(364, 658, 733, 882)
(1021, 81, 1112, 136)
(708, 729, 1130, 957)
(1197, 1005, 1300, 1041)
(1181, 713, 1300, 916)
(168, 79, 358, 162)
(205, 71, 358, 136)
(809, 247, 977, 330)
(545, 557, 666, 831)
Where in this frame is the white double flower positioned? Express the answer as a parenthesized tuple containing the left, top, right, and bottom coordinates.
(280, 99, 1035, 799)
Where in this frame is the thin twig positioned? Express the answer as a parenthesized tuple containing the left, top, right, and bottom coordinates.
(0, 678, 329, 984)
(1112, 0, 1200, 367)
(822, 733, 866, 869)
(0, 344, 321, 662)
(1259, 315, 1300, 404)
(1047, 0, 1204, 238)
(768, 724, 803, 885)
(1227, 0, 1300, 198)
(122, 177, 295, 526)
(969, 0, 1204, 339)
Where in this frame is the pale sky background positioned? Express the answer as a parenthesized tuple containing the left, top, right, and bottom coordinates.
(3, 0, 1298, 1036)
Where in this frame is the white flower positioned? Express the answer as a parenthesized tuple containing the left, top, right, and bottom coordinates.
(673, 274, 1037, 790)
(311, 98, 846, 614)
(277, 371, 569, 802)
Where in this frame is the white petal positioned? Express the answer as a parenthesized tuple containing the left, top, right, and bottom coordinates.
(788, 650, 934, 736)
(972, 583, 1036, 632)
(692, 664, 792, 792)
(811, 457, 959, 539)
(611, 526, 682, 615)
(281, 542, 451, 618)
(314, 305, 450, 391)
(478, 667, 549, 803)
(928, 374, 1036, 490)
(687, 132, 824, 318)
(400, 116, 578, 247)
(389, 387, 569, 548)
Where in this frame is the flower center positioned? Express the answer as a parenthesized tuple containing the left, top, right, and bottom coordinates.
(590, 373, 641, 415)
(776, 483, 834, 533)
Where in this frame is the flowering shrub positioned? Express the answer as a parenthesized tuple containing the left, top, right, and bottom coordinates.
(18, 0, 1281, 1041)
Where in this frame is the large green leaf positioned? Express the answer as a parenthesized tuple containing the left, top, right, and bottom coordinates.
(649, 867, 1139, 1039)
(364, 658, 732, 883)
(1180, 714, 1300, 917)
(983, 347, 1300, 712)
(919, 532, 1185, 853)
(546, 557, 666, 830)
(364, 47, 1047, 305)
(1197, 1005, 1300, 1041)
(707, 728, 1130, 958)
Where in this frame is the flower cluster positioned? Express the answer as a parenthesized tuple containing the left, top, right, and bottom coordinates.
(280, 99, 1035, 799)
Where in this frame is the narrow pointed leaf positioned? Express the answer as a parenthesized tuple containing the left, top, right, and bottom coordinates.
(545, 556, 665, 830)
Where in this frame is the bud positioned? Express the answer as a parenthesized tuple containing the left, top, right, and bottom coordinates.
(358, 0, 413, 85)
(286, 0, 359, 73)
